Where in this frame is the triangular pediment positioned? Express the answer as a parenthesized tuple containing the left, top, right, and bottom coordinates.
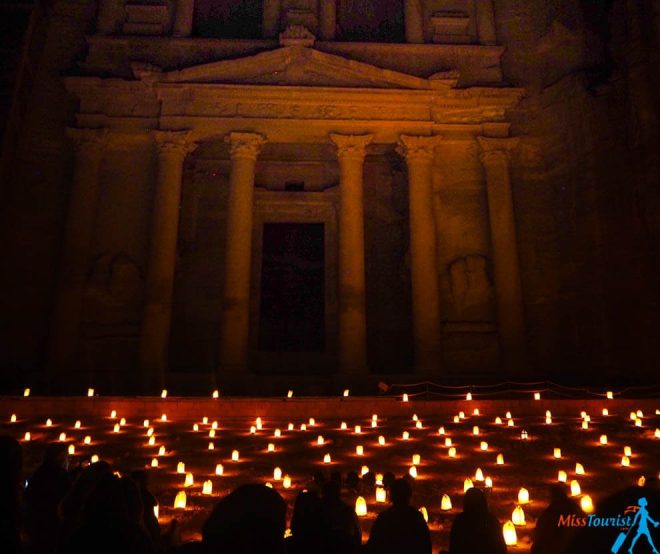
(158, 46, 442, 90)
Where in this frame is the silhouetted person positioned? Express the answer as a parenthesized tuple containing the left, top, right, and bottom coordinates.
(59, 460, 112, 545)
(61, 473, 156, 554)
(0, 436, 23, 554)
(202, 484, 287, 554)
(25, 443, 71, 554)
(449, 487, 506, 554)
(531, 484, 581, 554)
(320, 480, 361, 553)
(366, 478, 431, 554)
(130, 470, 160, 546)
(287, 490, 328, 554)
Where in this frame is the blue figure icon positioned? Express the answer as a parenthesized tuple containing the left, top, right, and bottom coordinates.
(628, 498, 659, 554)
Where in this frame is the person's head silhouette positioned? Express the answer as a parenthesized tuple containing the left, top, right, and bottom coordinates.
(390, 478, 412, 507)
(638, 497, 648, 507)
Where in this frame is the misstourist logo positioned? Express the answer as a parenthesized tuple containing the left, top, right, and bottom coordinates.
(558, 497, 659, 554)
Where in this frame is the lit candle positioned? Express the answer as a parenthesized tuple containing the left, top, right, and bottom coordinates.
(317, 435, 324, 445)
(412, 454, 421, 465)
(144, 419, 150, 427)
(211, 420, 219, 429)
(444, 438, 452, 447)
(340, 422, 347, 430)
(494, 417, 502, 425)
(343, 389, 349, 397)
(208, 442, 214, 450)
(448, 447, 457, 458)
(113, 424, 120, 433)
(623, 446, 632, 457)
(160, 413, 167, 422)
(84, 435, 91, 445)
(110, 410, 117, 419)
(10, 414, 17, 423)
(607, 391, 613, 399)
(409, 466, 417, 479)
(355, 496, 367, 516)
(59, 432, 66, 441)
(24, 388, 30, 397)
(621, 456, 630, 467)
(534, 392, 541, 400)
(438, 426, 445, 435)
(151, 458, 158, 467)
(602, 408, 609, 416)
(274, 467, 282, 480)
(581, 495, 594, 513)
(249, 426, 256, 435)
(570, 480, 581, 496)
(267, 443, 275, 452)
(355, 425, 361, 434)
(505, 411, 512, 419)
(202, 480, 213, 495)
(74, 420, 81, 429)
(402, 431, 409, 440)
(231, 450, 239, 461)
(287, 390, 293, 398)
(87, 388, 94, 397)
(68, 444, 75, 455)
(161, 389, 167, 398)
(361, 465, 369, 477)
(554, 448, 562, 459)
(466, 392, 472, 401)
(419, 507, 428, 522)
(184, 472, 193, 487)
(480, 441, 488, 451)
(177, 462, 185, 474)
(508, 419, 514, 427)
(215, 464, 224, 476)
(356, 445, 364, 456)
(119, 418, 126, 426)
(91, 454, 99, 463)
(485, 476, 493, 488)
(376, 487, 386, 503)
(147, 427, 154, 436)
(153, 505, 159, 519)
(46, 418, 53, 427)
(496, 453, 504, 465)
(415, 421, 422, 429)
(173, 491, 186, 509)
(257, 417, 263, 429)
(518, 488, 530, 504)
(323, 453, 331, 464)
(558, 470, 567, 482)
(274, 428, 281, 437)
(475, 468, 484, 481)
(503, 521, 517, 546)
(441, 494, 452, 510)
(600, 434, 608, 445)
(212, 389, 219, 398)
(575, 463, 585, 475)
(473, 426, 480, 436)
(193, 423, 199, 432)
(283, 475, 292, 489)
(512, 506, 526, 526)
(300, 423, 307, 431)
(464, 478, 473, 492)
(402, 393, 409, 402)
(378, 435, 385, 446)
(158, 445, 166, 456)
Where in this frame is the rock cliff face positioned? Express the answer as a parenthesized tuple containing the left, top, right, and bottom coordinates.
(497, 0, 660, 380)
(0, 0, 657, 388)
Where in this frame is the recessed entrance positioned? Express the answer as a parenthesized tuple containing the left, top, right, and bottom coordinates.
(258, 223, 325, 353)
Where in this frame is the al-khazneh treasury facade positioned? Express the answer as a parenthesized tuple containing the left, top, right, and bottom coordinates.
(47, 0, 527, 388)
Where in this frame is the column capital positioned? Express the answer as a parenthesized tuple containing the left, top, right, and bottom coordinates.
(477, 136, 520, 165)
(226, 132, 266, 161)
(396, 135, 440, 162)
(330, 133, 373, 161)
(66, 127, 108, 155)
(153, 130, 198, 157)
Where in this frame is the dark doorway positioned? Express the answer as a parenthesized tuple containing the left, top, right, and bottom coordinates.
(258, 223, 325, 352)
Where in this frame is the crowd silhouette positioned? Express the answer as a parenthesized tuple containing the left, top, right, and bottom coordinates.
(2, 435, 658, 554)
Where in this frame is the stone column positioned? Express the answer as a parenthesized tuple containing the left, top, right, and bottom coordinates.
(319, 0, 337, 40)
(477, 137, 526, 373)
(139, 131, 197, 389)
(475, 0, 497, 45)
(262, 0, 281, 38)
(404, 0, 425, 43)
(48, 128, 108, 372)
(330, 133, 373, 374)
(173, 0, 195, 37)
(219, 132, 266, 372)
(397, 135, 442, 373)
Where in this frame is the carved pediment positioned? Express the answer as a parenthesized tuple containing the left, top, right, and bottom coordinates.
(151, 46, 451, 90)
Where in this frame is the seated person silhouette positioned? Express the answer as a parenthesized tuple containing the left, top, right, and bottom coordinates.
(366, 478, 431, 554)
(448, 487, 506, 554)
